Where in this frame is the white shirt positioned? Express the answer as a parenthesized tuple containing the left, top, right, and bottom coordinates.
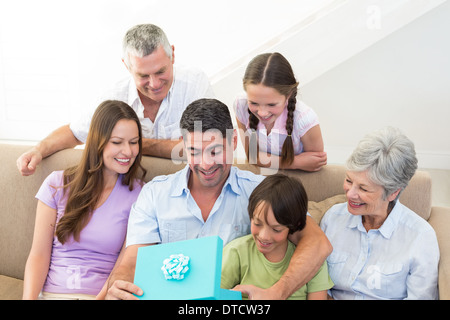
(70, 65, 214, 142)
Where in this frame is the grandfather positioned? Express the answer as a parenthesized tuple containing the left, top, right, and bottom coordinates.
(17, 24, 214, 176)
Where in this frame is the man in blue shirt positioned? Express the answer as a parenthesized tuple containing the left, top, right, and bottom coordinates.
(105, 98, 332, 300)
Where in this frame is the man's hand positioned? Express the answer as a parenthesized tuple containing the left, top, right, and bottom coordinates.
(233, 284, 283, 300)
(142, 137, 185, 160)
(17, 148, 43, 176)
(16, 124, 82, 176)
(105, 280, 143, 300)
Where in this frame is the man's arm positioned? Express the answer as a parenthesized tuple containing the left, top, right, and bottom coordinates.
(105, 243, 151, 300)
(273, 216, 332, 298)
(142, 137, 185, 160)
(235, 216, 332, 299)
(16, 124, 83, 176)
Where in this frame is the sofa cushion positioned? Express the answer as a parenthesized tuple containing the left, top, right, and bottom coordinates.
(399, 170, 432, 221)
(428, 207, 450, 300)
(0, 276, 23, 300)
(308, 194, 347, 224)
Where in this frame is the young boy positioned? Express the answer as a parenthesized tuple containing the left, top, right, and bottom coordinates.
(221, 174, 333, 300)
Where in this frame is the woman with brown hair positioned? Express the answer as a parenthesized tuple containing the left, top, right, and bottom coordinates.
(234, 52, 327, 171)
(23, 100, 147, 300)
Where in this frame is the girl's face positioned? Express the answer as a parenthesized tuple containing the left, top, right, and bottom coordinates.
(102, 119, 140, 179)
(251, 201, 290, 263)
(246, 84, 289, 130)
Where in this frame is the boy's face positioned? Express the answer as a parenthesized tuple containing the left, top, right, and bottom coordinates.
(184, 129, 237, 189)
(251, 201, 290, 263)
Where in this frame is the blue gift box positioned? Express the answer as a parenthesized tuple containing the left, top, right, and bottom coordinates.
(134, 236, 242, 300)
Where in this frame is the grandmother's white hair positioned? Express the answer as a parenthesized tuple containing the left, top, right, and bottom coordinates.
(122, 24, 172, 67)
(346, 127, 418, 201)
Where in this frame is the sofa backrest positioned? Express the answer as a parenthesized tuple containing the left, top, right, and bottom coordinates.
(0, 144, 432, 280)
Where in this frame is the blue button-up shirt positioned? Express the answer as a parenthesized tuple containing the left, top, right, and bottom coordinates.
(320, 202, 439, 300)
(126, 165, 264, 247)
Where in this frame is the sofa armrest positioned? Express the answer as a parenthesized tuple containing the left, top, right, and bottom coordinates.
(428, 206, 450, 300)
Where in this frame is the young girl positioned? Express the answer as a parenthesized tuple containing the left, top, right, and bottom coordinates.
(23, 100, 147, 300)
(234, 52, 327, 171)
(221, 174, 333, 300)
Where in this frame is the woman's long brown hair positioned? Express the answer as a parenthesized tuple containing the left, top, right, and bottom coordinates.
(55, 100, 146, 244)
(243, 52, 299, 166)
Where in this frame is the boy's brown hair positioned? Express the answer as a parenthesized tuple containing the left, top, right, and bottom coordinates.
(248, 173, 308, 234)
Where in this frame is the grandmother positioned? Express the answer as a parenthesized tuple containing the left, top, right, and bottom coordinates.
(320, 127, 439, 300)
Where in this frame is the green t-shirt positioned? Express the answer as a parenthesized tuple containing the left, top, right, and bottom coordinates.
(221, 234, 333, 300)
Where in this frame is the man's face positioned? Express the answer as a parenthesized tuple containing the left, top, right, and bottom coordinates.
(184, 129, 237, 189)
(125, 45, 174, 104)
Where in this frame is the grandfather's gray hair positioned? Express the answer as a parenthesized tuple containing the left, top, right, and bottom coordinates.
(346, 127, 418, 201)
(122, 24, 172, 67)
